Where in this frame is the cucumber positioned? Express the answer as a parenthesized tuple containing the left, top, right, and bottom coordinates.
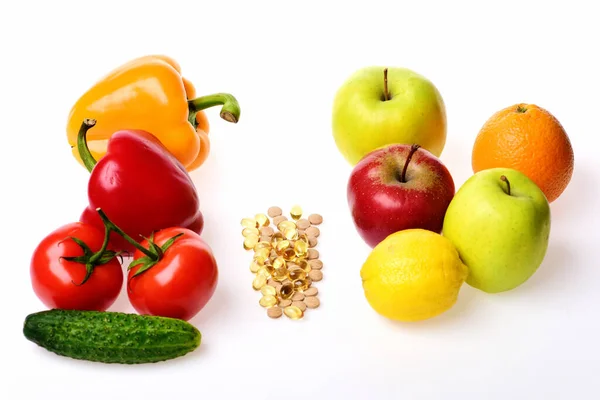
(23, 309, 201, 364)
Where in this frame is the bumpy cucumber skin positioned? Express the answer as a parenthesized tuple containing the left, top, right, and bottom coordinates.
(23, 309, 201, 364)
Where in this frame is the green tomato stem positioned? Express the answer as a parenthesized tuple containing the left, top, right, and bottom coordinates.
(88, 224, 112, 264)
(63, 230, 120, 286)
(76, 119, 98, 173)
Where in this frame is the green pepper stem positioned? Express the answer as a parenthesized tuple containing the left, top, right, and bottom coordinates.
(188, 93, 241, 124)
(96, 208, 157, 260)
(76, 119, 98, 172)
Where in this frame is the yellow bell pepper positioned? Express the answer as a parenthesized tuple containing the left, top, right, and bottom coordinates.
(66, 55, 240, 171)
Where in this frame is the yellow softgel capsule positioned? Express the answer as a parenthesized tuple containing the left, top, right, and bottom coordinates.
(290, 205, 303, 221)
(254, 241, 272, 251)
(254, 247, 270, 260)
(264, 265, 276, 276)
(297, 232, 309, 244)
(241, 218, 258, 229)
(257, 266, 271, 279)
(252, 274, 267, 290)
(284, 305, 304, 320)
(259, 295, 278, 308)
(255, 213, 270, 227)
(249, 261, 261, 273)
(272, 267, 288, 282)
(273, 256, 286, 270)
(276, 240, 291, 252)
(271, 232, 284, 247)
(242, 227, 259, 237)
(283, 228, 298, 241)
(255, 255, 268, 266)
(278, 220, 296, 232)
(288, 269, 307, 282)
(294, 240, 308, 257)
(243, 234, 259, 250)
(296, 259, 310, 273)
(261, 285, 277, 296)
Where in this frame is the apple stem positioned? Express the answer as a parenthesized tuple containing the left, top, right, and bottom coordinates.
(399, 144, 421, 182)
(500, 175, 511, 195)
(383, 68, 390, 101)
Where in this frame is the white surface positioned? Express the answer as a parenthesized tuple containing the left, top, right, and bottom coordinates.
(1, 1, 599, 399)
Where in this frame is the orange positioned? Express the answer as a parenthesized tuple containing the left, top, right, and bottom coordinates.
(471, 103, 574, 203)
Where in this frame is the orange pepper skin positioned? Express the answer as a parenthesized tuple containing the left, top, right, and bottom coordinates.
(66, 55, 239, 171)
(171, 59, 212, 169)
(186, 113, 211, 172)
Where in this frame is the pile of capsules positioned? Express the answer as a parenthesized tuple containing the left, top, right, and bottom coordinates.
(241, 205, 323, 320)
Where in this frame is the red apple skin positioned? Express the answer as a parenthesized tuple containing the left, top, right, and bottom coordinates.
(347, 144, 455, 248)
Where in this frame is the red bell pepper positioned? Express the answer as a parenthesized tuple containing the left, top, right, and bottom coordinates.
(76, 119, 204, 253)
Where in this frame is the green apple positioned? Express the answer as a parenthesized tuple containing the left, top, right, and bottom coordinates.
(442, 168, 551, 293)
(332, 66, 447, 165)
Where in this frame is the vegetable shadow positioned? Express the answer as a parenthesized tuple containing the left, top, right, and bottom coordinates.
(189, 283, 230, 328)
(107, 257, 136, 314)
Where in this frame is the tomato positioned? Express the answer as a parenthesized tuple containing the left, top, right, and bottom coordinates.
(126, 227, 218, 321)
(30, 222, 123, 311)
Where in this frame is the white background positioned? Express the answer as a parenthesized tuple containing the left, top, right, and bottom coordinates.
(1, 1, 599, 399)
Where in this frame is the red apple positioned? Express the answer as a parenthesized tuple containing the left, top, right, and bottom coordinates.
(347, 143, 455, 247)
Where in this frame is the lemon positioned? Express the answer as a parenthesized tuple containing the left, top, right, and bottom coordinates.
(360, 229, 468, 322)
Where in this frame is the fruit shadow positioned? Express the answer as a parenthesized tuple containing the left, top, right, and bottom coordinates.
(380, 284, 482, 331)
(517, 240, 572, 292)
(550, 164, 598, 226)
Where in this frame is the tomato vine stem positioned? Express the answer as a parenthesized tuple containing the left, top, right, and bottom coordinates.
(96, 208, 157, 260)
(95, 208, 185, 281)
(62, 222, 121, 286)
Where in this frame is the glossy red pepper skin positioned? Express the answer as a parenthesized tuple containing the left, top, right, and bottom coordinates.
(79, 128, 203, 253)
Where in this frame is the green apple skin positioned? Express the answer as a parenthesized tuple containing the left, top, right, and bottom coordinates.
(442, 168, 551, 293)
(332, 66, 447, 166)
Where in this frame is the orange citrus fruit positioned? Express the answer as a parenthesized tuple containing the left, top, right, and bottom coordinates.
(471, 103, 574, 203)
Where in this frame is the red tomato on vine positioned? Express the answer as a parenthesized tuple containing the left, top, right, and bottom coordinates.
(126, 227, 219, 321)
(30, 222, 123, 311)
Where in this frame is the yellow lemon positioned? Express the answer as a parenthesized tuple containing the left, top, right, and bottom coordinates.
(360, 229, 468, 322)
